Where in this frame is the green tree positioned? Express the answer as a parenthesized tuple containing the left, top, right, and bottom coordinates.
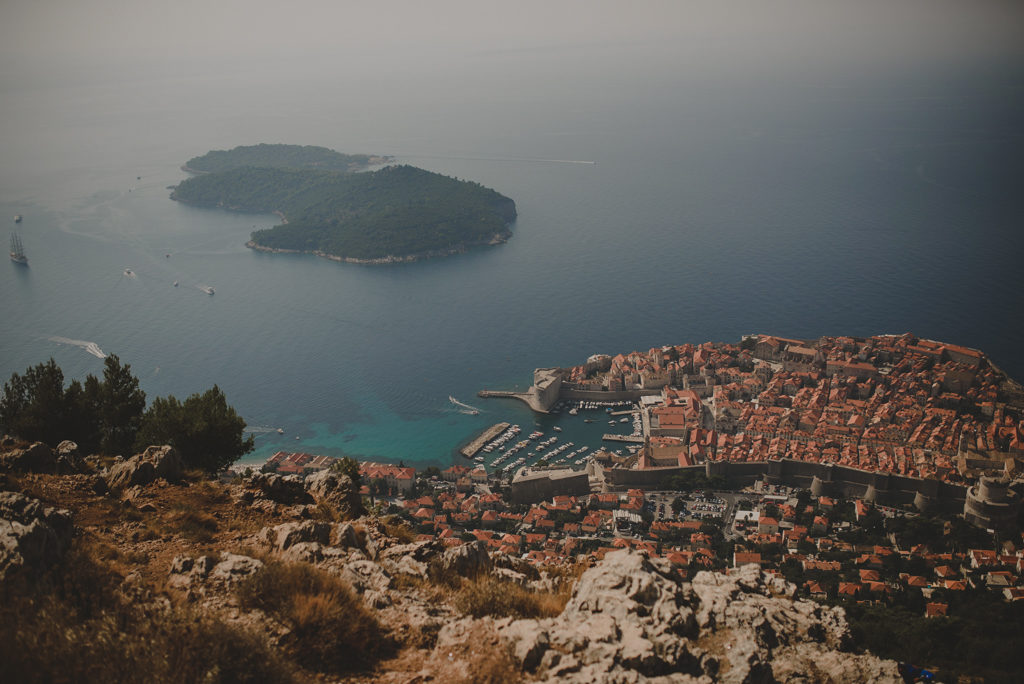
(136, 386, 253, 472)
(62, 376, 101, 452)
(330, 456, 362, 490)
(96, 355, 146, 456)
(0, 359, 68, 444)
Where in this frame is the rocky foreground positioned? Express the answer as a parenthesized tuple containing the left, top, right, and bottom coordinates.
(0, 439, 903, 683)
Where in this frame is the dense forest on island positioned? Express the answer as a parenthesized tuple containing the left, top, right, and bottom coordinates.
(171, 162, 517, 261)
(182, 143, 380, 174)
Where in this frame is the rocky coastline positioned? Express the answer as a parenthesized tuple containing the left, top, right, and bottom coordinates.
(245, 230, 510, 265)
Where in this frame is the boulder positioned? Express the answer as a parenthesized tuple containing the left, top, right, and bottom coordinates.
(305, 469, 363, 517)
(378, 539, 443, 579)
(139, 445, 183, 481)
(106, 445, 182, 491)
(491, 551, 542, 580)
(333, 522, 361, 549)
(341, 559, 393, 594)
(247, 472, 312, 505)
(492, 567, 529, 586)
(437, 540, 493, 579)
(55, 440, 88, 474)
(0, 491, 73, 580)
(0, 442, 56, 474)
(259, 520, 331, 551)
(209, 553, 263, 583)
(493, 549, 902, 684)
(280, 541, 324, 563)
(169, 553, 262, 589)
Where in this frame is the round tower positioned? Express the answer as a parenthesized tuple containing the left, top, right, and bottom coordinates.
(864, 484, 878, 504)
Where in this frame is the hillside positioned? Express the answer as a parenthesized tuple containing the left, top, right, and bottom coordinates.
(1, 439, 904, 683)
(171, 152, 518, 262)
(182, 143, 385, 174)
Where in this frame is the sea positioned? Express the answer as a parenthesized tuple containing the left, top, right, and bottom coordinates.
(1, 46, 1022, 470)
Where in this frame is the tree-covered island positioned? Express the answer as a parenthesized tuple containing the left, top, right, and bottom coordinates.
(171, 144, 517, 263)
(181, 143, 389, 174)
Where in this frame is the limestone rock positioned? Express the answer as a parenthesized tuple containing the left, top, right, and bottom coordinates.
(247, 472, 311, 505)
(492, 549, 902, 684)
(0, 442, 56, 474)
(209, 553, 263, 583)
(438, 540, 493, 579)
(333, 522, 361, 549)
(280, 541, 323, 563)
(492, 551, 542, 580)
(106, 445, 182, 491)
(304, 469, 363, 517)
(55, 441, 88, 474)
(0, 491, 73, 580)
(341, 559, 393, 594)
(492, 567, 529, 586)
(259, 520, 330, 551)
(378, 539, 442, 579)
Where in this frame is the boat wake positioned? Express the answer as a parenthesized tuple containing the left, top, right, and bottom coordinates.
(47, 336, 108, 359)
(449, 395, 482, 415)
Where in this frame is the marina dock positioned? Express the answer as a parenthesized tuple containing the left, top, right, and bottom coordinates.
(460, 422, 511, 459)
(602, 434, 644, 444)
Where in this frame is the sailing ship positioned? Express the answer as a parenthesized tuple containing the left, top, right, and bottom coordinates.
(9, 233, 27, 264)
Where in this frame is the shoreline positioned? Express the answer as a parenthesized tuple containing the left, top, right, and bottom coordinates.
(245, 231, 509, 265)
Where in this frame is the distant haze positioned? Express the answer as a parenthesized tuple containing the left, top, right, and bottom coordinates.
(3, 1, 1023, 78)
(1, 1, 1022, 466)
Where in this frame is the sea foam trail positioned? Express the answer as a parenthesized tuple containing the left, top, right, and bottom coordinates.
(449, 395, 482, 414)
(47, 336, 108, 359)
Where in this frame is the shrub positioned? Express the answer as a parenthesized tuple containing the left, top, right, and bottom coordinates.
(452, 575, 568, 620)
(236, 559, 394, 673)
(0, 542, 294, 683)
(162, 505, 219, 542)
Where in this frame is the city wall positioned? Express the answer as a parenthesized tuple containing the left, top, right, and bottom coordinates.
(604, 459, 967, 513)
(559, 386, 663, 402)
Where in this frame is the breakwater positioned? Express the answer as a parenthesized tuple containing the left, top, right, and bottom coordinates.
(459, 422, 510, 459)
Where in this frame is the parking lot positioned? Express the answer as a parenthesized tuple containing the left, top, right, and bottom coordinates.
(644, 490, 745, 526)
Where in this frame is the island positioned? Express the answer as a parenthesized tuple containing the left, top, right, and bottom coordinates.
(181, 143, 389, 175)
(171, 144, 517, 263)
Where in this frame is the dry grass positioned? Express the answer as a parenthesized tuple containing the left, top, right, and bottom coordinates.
(236, 559, 395, 674)
(452, 574, 570, 620)
(155, 503, 219, 542)
(0, 540, 295, 684)
(383, 517, 417, 544)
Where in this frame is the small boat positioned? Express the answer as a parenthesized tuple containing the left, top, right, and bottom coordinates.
(173, 281, 179, 287)
(13, 215, 22, 223)
(277, 428, 284, 434)
(200, 285, 215, 295)
(123, 269, 134, 277)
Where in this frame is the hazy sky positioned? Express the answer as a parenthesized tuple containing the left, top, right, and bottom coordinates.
(2, 0, 1022, 76)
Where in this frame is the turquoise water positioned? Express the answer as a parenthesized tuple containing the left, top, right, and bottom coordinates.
(1, 53, 1022, 469)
